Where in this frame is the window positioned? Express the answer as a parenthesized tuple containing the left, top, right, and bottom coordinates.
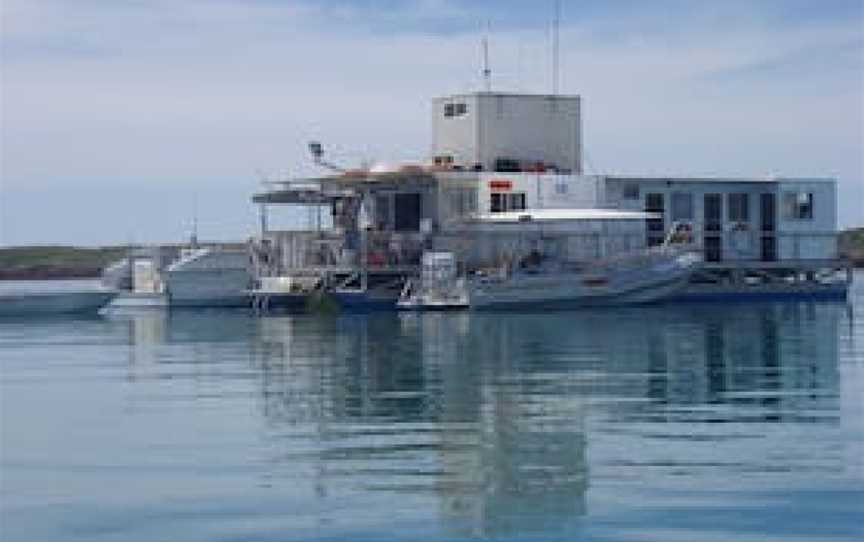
(555, 180, 568, 195)
(704, 194, 722, 231)
(644, 193, 665, 244)
(490, 193, 506, 213)
(490, 192, 526, 213)
(510, 193, 526, 211)
(622, 183, 640, 200)
(727, 193, 749, 222)
(671, 193, 693, 221)
(444, 102, 467, 118)
(783, 192, 813, 219)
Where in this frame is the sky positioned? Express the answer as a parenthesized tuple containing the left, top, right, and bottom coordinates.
(1, 0, 862, 246)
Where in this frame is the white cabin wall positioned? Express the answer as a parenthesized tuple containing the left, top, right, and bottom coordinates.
(776, 179, 837, 260)
(476, 173, 600, 213)
(431, 95, 479, 167)
(601, 177, 838, 262)
(476, 94, 581, 173)
(432, 93, 581, 173)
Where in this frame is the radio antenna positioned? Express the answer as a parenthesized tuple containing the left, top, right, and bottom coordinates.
(481, 20, 491, 92)
(552, 0, 560, 95)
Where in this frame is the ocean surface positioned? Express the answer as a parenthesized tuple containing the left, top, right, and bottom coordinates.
(1, 274, 863, 542)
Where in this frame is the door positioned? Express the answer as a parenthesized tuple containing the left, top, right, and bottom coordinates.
(394, 193, 421, 232)
(645, 193, 665, 246)
(760, 193, 777, 261)
(703, 194, 723, 262)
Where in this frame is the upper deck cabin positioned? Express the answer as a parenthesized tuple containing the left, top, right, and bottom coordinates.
(600, 176, 837, 263)
(431, 92, 582, 174)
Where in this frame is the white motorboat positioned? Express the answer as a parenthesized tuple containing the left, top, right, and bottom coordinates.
(0, 289, 116, 316)
(162, 247, 252, 307)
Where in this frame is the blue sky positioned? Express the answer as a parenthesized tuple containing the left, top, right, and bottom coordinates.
(1, 0, 862, 245)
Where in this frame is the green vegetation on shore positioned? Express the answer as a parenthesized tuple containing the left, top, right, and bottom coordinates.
(0, 246, 128, 280)
(839, 227, 864, 267)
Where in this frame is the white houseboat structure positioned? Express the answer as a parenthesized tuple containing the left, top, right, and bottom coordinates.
(249, 91, 850, 308)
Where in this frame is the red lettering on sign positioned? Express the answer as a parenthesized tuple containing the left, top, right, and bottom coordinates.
(489, 179, 513, 191)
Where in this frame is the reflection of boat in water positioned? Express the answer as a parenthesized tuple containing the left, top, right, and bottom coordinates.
(0, 289, 115, 316)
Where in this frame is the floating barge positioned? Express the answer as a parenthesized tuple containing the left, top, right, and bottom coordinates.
(247, 91, 850, 309)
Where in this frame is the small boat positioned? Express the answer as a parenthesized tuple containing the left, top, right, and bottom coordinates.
(0, 289, 116, 316)
(468, 245, 700, 309)
(397, 252, 470, 310)
(326, 272, 405, 311)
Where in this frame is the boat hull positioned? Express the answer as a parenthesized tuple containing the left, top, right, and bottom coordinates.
(0, 291, 116, 316)
(469, 249, 700, 310)
(331, 290, 398, 311)
(164, 269, 251, 307)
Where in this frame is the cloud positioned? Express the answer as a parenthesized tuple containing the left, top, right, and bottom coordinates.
(1, 0, 862, 244)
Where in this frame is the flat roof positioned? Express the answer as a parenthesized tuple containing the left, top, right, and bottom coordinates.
(604, 175, 835, 184)
(473, 208, 659, 223)
(434, 91, 581, 101)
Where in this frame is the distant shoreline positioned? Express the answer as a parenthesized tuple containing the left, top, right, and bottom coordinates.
(0, 246, 128, 281)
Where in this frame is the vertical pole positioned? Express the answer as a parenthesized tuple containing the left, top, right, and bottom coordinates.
(482, 21, 491, 92)
(259, 203, 268, 236)
(361, 194, 368, 292)
(552, 0, 560, 96)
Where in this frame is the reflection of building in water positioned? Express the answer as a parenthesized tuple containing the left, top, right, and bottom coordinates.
(250, 312, 590, 537)
(619, 303, 839, 420)
(432, 314, 589, 538)
(248, 302, 845, 535)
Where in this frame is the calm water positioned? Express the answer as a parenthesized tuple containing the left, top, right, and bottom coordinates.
(1, 276, 863, 541)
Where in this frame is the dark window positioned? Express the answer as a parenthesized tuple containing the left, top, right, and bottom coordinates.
(490, 192, 526, 213)
(622, 183, 640, 200)
(761, 236, 777, 262)
(760, 193, 776, 232)
(394, 193, 421, 231)
(444, 102, 467, 118)
(671, 193, 693, 221)
(704, 194, 722, 231)
(490, 193, 506, 213)
(494, 157, 521, 172)
(374, 194, 391, 229)
(783, 192, 813, 219)
(704, 236, 722, 262)
(645, 193, 665, 245)
(728, 193, 749, 222)
(509, 193, 526, 211)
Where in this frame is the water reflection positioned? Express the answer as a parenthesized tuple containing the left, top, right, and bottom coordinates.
(105, 300, 848, 538)
(227, 302, 843, 537)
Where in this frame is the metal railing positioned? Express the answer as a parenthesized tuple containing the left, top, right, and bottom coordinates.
(252, 227, 841, 277)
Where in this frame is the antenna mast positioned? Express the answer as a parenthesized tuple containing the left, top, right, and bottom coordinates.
(552, 0, 560, 95)
(482, 21, 491, 92)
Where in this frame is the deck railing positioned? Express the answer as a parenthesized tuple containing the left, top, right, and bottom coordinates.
(252, 228, 841, 276)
